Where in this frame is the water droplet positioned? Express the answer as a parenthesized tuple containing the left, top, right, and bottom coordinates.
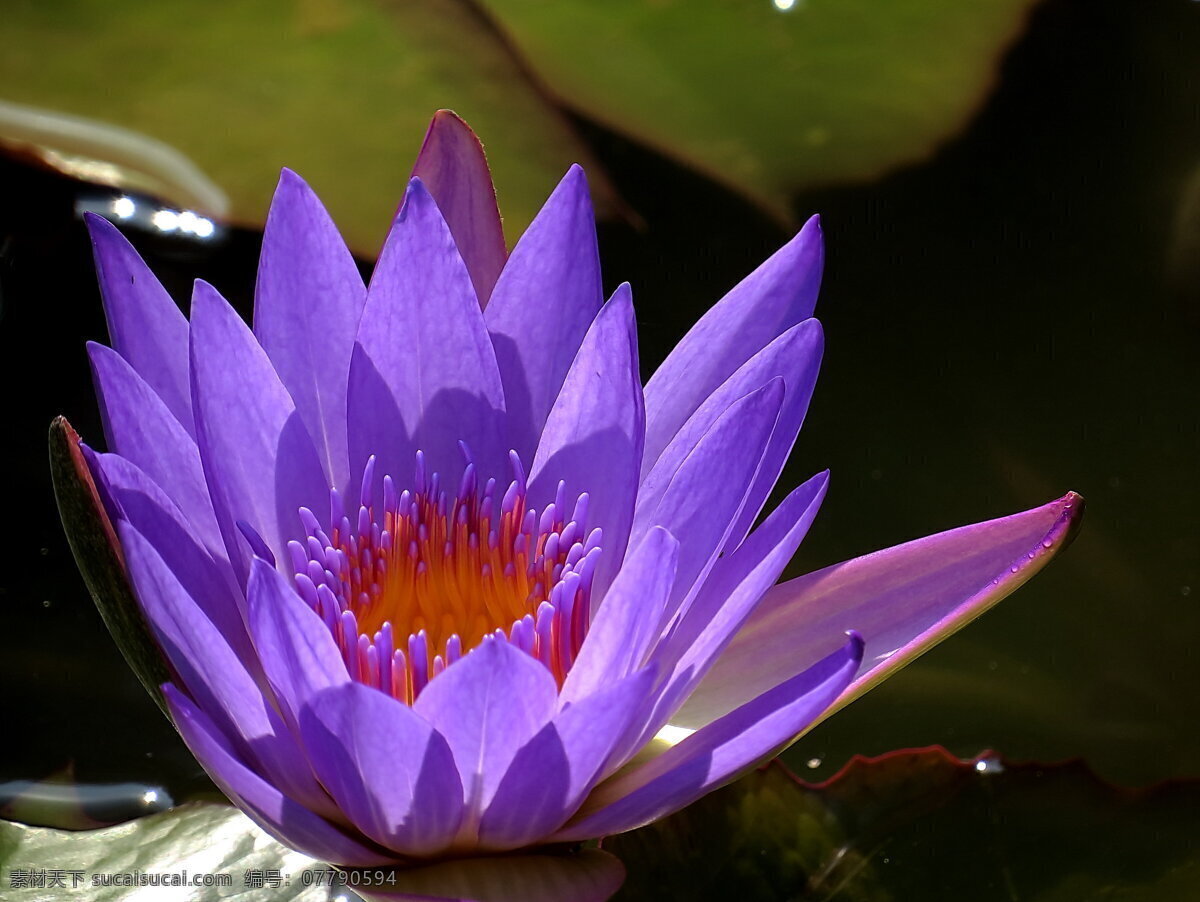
(41, 599, 51, 608)
(806, 757, 823, 769)
(1010, 564, 1020, 573)
(1042, 538, 1054, 549)
(1182, 586, 1192, 597)
(974, 755, 1005, 775)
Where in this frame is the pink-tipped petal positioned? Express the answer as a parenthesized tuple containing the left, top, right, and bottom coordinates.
(411, 110, 507, 306)
(673, 492, 1085, 731)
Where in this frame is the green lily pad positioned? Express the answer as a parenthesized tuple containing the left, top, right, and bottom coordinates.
(2, 0, 1036, 251)
(0, 0, 613, 254)
(0, 803, 321, 901)
(606, 749, 1200, 901)
(478, 0, 1037, 218)
(0, 803, 624, 902)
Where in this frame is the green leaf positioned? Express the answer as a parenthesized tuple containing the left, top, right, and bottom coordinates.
(605, 749, 1200, 901)
(479, 0, 1036, 219)
(48, 417, 170, 715)
(0, 0, 615, 254)
(0, 803, 625, 902)
(0, 803, 321, 901)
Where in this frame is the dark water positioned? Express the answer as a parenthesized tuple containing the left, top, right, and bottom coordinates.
(0, 0, 1196, 889)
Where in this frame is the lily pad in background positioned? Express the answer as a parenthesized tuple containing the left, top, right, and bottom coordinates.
(4, 749, 1194, 901)
(606, 749, 1200, 902)
(479, 0, 1038, 219)
(0, 0, 1036, 250)
(0, 0, 614, 255)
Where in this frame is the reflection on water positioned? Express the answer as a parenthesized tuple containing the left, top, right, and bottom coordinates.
(0, 777, 172, 830)
(75, 191, 223, 243)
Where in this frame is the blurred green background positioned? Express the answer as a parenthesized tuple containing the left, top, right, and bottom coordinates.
(1, 0, 1197, 897)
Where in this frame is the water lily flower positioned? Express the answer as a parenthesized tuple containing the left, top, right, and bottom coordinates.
(57, 111, 1081, 866)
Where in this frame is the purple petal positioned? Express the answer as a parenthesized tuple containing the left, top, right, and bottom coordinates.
(642, 216, 822, 471)
(529, 283, 644, 590)
(246, 558, 349, 732)
(413, 639, 558, 832)
(85, 449, 251, 666)
(411, 110, 507, 305)
(560, 526, 678, 706)
(673, 492, 1085, 731)
(485, 165, 604, 462)
(347, 178, 507, 491)
(163, 684, 393, 867)
(87, 342, 223, 559)
(479, 667, 656, 850)
(189, 280, 328, 583)
(300, 682, 464, 856)
(85, 213, 193, 432)
(654, 471, 829, 675)
(554, 634, 861, 842)
(118, 523, 332, 815)
(629, 473, 829, 753)
(254, 169, 366, 492)
(634, 379, 785, 624)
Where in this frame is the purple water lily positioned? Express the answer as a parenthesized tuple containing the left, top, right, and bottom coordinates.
(65, 111, 1081, 865)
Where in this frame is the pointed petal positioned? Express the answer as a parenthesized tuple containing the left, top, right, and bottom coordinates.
(254, 169, 366, 492)
(300, 682, 464, 856)
(86, 449, 251, 666)
(118, 523, 330, 814)
(655, 471, 829, 680)
(642, 217, 822, 470)
(634, 379, 784, 623)
(479, 667, 656, 849)
(348, 178, 506, 490)
(413, 639, 558, 825)
(163, 685, 392, 867)
(87, 342, 223, 559)
(529, 283, 644, 588)
(411, 110, 507, 305)
(486, 165, 604, 462)
(555, 634, 861, 841)
(85, 213, 193, 432)
(246, 557, 349, 732)
(627, 473, 829, 755)
(673, 492, 1085, 731)
(190, 280, 328, 583)
(560, 527, 677, 706)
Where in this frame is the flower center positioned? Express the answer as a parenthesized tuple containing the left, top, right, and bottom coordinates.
(288, 450, 599, 703)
